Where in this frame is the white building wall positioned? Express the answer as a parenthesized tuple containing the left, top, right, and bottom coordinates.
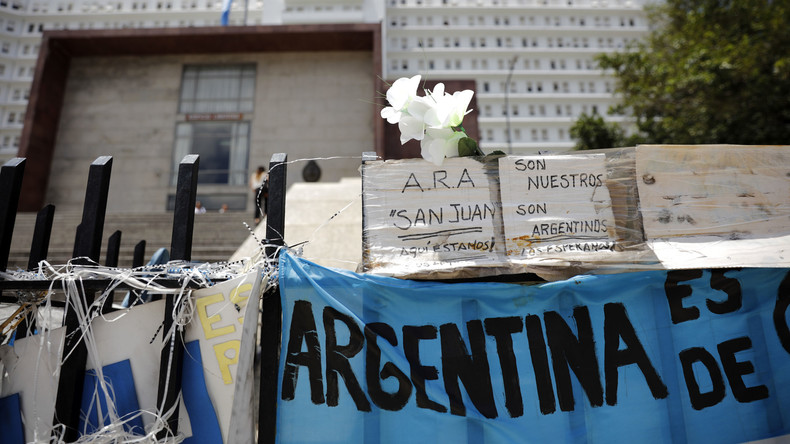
(0, 0, 650, 162)
(384, 0, 651, 154)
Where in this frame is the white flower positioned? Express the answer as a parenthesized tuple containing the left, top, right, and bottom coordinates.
(420, 127, 466, 166)
(380, 75, 421, 124)
(423, 88, 474, 129)
(380, 76, 477, 165)
(395, 91, 442, 144)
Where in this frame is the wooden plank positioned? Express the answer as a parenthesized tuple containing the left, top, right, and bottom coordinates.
(636, 145, 790, 269)
(636, 145, 790, 239)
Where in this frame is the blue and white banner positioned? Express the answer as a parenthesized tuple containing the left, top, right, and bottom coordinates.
(277, 252, 790, 443)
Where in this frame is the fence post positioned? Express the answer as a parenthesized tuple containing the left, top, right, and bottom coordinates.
(170, 154, 199, 262)
(155, 154, 199, 439)
(259, 152, 287, 444)
(101, 230, 122, 313)
(27, 204, 55, 271)
(132, 240, 146, 268)
(360, 152, 377, 273)
(359, 152, 381, 442)
(53, 156, 113, 442)
(14, 204, 57, 340)
(0, 157, 25, 275)
(72, 156, 113, 263)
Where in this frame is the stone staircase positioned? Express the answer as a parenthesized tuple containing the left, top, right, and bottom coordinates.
(6, 210, 255, 269)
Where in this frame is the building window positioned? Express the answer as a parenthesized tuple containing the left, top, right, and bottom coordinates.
(172, 121, 250, 186)
(174, 64, 255, 186)
(178, 64, 255, 114)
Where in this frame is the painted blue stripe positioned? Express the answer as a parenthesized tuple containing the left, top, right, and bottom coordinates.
(79, 359, 145, 436)
(0, 393, 24, 444)
(182, 340, 223, 444)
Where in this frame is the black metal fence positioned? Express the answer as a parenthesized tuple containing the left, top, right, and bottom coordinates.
(0, 153, 287, 444)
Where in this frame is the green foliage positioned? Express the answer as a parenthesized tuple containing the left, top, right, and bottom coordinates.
(590, 0, 790, 145)
(570, 113, 630, 150)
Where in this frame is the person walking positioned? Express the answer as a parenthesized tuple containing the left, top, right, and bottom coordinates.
(249, 166, 268, 224)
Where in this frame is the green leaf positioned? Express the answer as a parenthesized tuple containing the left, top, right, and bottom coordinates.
(457, 137, 480, 157)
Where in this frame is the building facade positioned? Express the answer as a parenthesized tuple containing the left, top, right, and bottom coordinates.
(2, 0, 651, 163)
(18, 25, 381, 212)
(384, 0, 651, 153)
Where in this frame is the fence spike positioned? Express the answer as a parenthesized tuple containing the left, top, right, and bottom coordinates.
(72, 156, 113, 262)
(0, 158, 26, 275)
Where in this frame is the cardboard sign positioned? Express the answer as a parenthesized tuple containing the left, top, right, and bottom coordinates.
(499, 154, 619, 264)
(362, 157, 507, 276)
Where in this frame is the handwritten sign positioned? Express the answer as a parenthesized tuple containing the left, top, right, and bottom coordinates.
(498, 154, 619, 263)
(362, 158, 507, 277)
(277, 252, 790, 443)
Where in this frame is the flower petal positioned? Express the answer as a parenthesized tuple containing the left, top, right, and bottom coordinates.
(380, 106, 401, 124)
(447, 90, 474, 127)
(406, 96, 433, 121)
(398, 115, 425, 144)
(386, 75, 421, 111)
(420, 137, 447, 166)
